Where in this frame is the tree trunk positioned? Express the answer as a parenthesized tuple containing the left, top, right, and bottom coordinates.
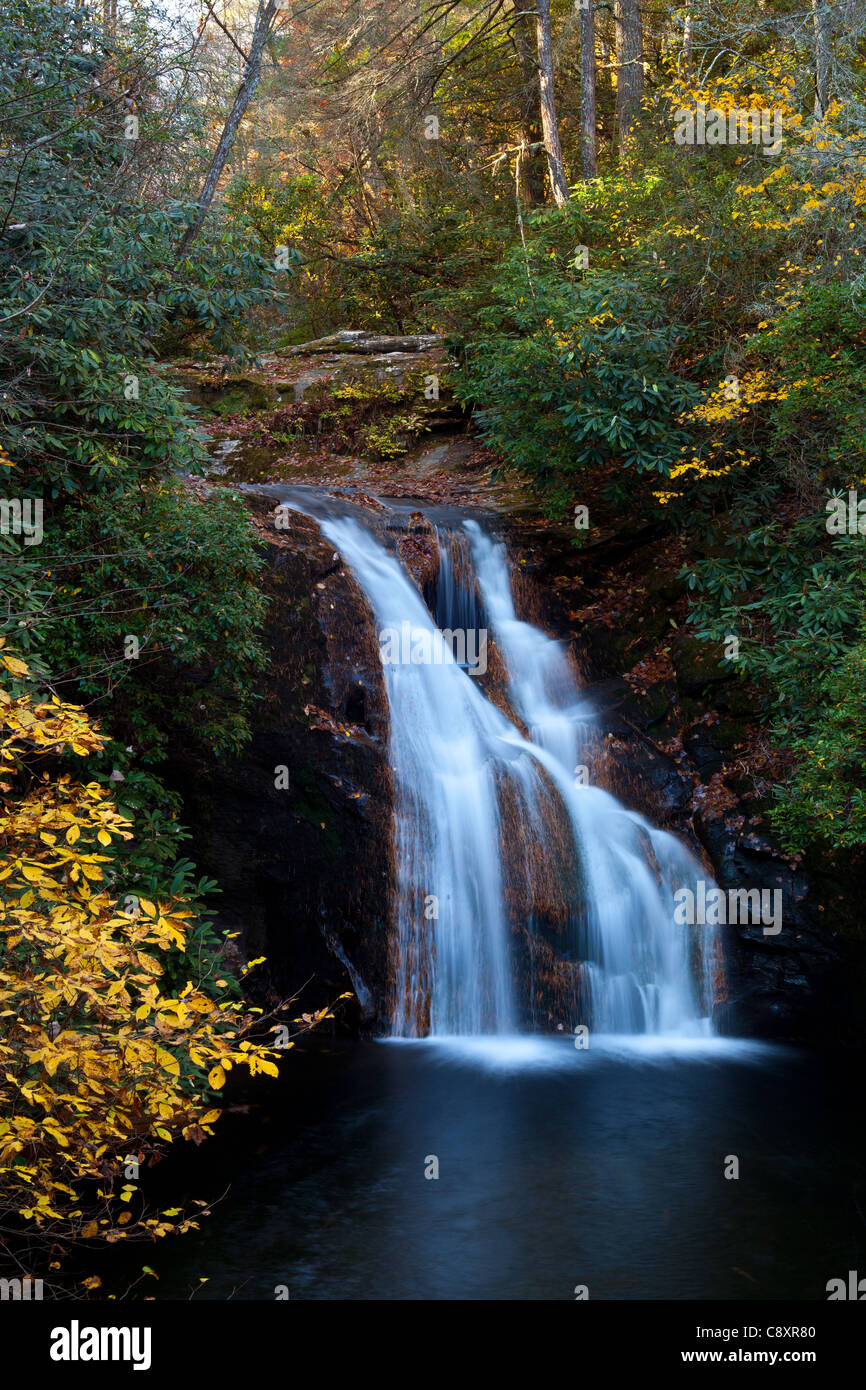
(677, 11, 700, 161)
(682, 10, 693, 75)
(511, 4, 545, 204)
(534, 0, 569, 205)
(614, 0, 643, 155)
(812, 0, 831, 117)
(177, 0, 278, 258)
(579, 2, 598, 178)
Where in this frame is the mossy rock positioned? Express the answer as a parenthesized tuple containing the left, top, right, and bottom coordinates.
(709, 714, 751, 753)
(720, 683, 765, 719)
(176, 371, 278, 416)
(671, 632, 730, 696)
(631, 679, 676, 730)
(644, 566, 686, 605)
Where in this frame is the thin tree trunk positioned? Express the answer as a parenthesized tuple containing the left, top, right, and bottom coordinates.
(677, 11, 700, 160)
(614, 0, 643, 155)
(535, 0, 569, 205)
(596, 36, 617, 156)
(812, 0, 830, 117)
(682, 10, 693, 75)
(511, 4, 545, 204)
(579, 2, 598, 178)
(177, 0, 278, 258)
(514, 146, 536, 300)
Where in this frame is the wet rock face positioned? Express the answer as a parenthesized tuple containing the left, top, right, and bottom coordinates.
(397, 515, 440, 589)
(164, 494, 394, 1032)
(694, 808, 852, 1041)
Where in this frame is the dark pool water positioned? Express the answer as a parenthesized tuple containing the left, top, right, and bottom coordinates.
(100, 1035, 866, 1301)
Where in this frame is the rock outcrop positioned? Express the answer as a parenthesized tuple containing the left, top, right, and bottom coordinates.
(163, 493, 394, 1031)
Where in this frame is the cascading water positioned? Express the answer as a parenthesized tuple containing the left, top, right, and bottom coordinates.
(317, 515, 516, 1036)
(313, 505, 718, 1040)
(463, 522, 717, 1035)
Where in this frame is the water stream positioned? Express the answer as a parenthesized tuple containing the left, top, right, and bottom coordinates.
(314, 504, 717, 1039)
(87, 492, 866, 1302)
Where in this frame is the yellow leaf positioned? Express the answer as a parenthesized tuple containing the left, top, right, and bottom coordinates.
(208, 1065, 226, 1090)
(156, 1047, 179, 1077)
(1, 654, 29, 676)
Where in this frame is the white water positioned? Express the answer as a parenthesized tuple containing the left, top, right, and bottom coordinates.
(464, 523, 717, 1035)
(386, 1035, 775, 1074)
(317, 509, 718, 1039)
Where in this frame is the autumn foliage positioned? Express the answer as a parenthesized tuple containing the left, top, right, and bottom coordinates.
(0, 640, 280, 1247)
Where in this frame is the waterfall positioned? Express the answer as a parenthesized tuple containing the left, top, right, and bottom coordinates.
(315, 507, 718, 1040)
(464, 522, 717, 1035)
